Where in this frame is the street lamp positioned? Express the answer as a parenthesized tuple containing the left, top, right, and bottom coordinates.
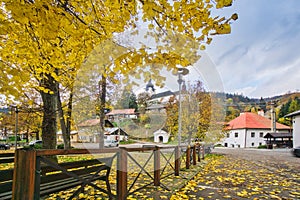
(176, 68, 189, 147)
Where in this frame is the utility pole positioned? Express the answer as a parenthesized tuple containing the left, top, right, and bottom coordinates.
(270, 101, 276, 132)
(176, 68, 189, 147)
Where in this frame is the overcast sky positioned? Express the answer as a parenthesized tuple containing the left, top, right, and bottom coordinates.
(205, 0, 300, 98)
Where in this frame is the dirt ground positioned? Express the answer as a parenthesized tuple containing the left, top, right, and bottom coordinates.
(172, 148, 300, 200)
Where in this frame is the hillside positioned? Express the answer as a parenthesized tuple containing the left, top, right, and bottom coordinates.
(215, 92, 300, 123)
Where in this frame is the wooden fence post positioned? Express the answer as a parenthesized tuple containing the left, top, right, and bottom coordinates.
(192, 145, 197, 165)
(154, 147, 160, 186)
(197, 144, 201, 162)
(175, 146, 180, 176)
(34, 156, 41, 199)
(12, 149, 36, 200)
(117, 148, 128, 200)
(186, 146, 190, 169)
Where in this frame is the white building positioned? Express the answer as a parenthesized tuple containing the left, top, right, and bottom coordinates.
(153, 129, 169, 143)
(222, 112, 291, 148)
(285, 110, 300, 147)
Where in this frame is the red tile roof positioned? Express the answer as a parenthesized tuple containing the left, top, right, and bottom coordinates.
(106, 109, 135, 116)
(226, 112, 290, 130)
(78, 119, 114, 127)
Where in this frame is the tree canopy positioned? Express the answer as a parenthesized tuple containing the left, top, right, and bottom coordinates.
(0, 0, 237, 148)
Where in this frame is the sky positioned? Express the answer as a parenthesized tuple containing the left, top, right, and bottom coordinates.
(60, 0, 300, 102)
(205, 0, 300, 98)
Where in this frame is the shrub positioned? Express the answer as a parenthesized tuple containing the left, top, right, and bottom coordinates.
(214, 144, 224, 147)
(257, 145, 267, 149)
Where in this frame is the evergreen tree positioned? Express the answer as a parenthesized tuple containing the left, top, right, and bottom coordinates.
(289, 98, 300, 113)
(259, 97, 267, 112)
(115, 89, 138, 111)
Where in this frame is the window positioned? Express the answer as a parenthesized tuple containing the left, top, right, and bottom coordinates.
(226, 133, 230, 138)
(259, 142, 262, 146)
(251, 132, 255, 137)
(251, 142, 255, 146)
(260, 132, 264, 137)
(235, 132, 238, 138)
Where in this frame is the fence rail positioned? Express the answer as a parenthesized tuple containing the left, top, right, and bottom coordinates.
(10, 144, 206, 200)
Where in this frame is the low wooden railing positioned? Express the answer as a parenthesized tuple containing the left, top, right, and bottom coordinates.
(11, 144, 205, 200)
(0, 152, 15, 200)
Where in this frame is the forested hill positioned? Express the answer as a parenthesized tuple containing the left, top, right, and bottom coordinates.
(214, 92, 300, 124)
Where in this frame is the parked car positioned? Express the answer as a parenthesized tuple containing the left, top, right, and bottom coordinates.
(292, 146, 300, 157)
(0, 143, 10, 150)
(29, 140, 42, 147)
(104, 140, 119, 148)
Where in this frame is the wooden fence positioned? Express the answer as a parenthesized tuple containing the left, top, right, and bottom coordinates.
(10, 144, 205, 200)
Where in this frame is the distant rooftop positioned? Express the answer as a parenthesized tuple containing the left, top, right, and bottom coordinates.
(106, 109, 136, 116)
(150, 90, 175, 100)
(285, 109, 300, 117)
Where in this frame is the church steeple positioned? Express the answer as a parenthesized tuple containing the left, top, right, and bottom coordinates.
(145, 79, 155, 93)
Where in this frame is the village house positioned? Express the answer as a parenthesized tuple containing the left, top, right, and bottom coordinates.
(56, 130, 79, 143)
(77, 119, 128, 143)
(222, 112, 291, 148)
(285, 109, 300, 148)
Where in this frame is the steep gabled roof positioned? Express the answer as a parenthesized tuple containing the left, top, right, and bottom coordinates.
(226, 112, 290, 130)
(150, 90, 175, 100)
(104, 127, 129, 136)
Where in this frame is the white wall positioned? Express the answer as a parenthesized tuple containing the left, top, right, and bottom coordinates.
(293, 115, 300, 147)
(222, 129, 289, 148)
(244, 129, 269, 148)
(153, 130, 169, 143)
(223, 129, 246, 148)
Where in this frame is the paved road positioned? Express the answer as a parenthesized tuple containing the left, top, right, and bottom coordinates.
(212, 147, 300, 170)
(173, 147, 300, 200)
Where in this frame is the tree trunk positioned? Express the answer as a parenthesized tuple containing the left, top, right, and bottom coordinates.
(66, 88, 73, 148)
(40, 74, 57, 149)
(98, 75, 106, 149)
(57, 88, 71, 149)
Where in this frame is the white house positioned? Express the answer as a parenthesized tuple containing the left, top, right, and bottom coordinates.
(56, 130, 79, 143)
(222, 112, 291, 148)
(153, 129, 169, 143)
(285, 110, 300, 147)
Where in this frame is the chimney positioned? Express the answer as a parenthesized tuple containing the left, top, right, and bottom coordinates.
(257, 109, 264, 117)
